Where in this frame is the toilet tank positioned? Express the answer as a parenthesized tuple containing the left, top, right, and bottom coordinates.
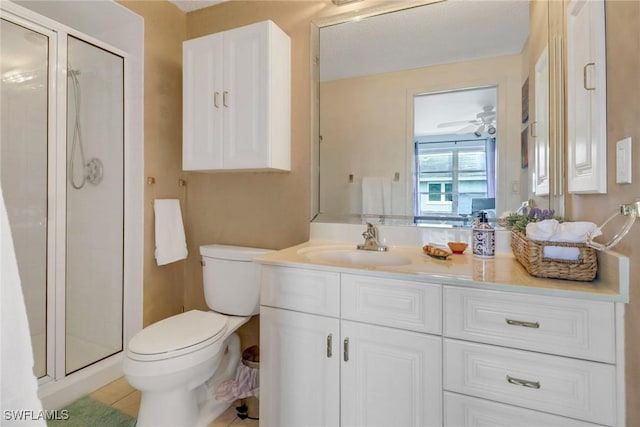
(200, 244, 272, 316)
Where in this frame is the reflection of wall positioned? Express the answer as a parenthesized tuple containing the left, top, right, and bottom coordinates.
(565, 2, 640, 424)
(320, 54, 524, 217)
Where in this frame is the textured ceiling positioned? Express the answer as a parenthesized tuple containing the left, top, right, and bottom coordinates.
(320, 0, 529, 82)
(169, 0, 226, 12)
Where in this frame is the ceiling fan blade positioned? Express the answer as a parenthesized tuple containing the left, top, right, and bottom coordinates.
(455, 124, 478, 134)
(437, 119, 477, 128)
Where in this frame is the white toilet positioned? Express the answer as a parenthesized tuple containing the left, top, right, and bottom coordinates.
(123, 244, 271, 427)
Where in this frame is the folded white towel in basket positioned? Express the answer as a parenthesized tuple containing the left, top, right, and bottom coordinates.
(527, 220, 601, 261)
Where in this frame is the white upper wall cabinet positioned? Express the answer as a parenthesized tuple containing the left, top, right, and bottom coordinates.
(183, 20, 291, 172)
(566, 0, 607, 193)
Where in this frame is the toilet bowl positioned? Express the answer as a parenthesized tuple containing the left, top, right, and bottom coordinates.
(123, 245, 271, 427)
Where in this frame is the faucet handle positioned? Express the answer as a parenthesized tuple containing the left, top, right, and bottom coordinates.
(365, 222, 376, 238)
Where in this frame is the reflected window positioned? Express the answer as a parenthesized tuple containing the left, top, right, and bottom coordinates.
(415, 138, 495, 217)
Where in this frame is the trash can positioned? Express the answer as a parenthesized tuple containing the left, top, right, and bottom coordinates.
(238, 345, 259, 420)
(241, 358, 259, 420)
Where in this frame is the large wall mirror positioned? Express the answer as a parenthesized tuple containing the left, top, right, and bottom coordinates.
(311, 0, 562, 226)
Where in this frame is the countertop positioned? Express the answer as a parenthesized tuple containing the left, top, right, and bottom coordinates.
(256, 240, 629, 303)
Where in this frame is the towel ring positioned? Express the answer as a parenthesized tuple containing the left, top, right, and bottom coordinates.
(587, 201, 639, 251)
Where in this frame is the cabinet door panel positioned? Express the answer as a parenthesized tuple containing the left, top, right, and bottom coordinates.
(223, 22, 269, 169)
(183, 34, 223, 170)
(567, 0, 607, 193)
(342, 274, 441, 334)
(260, 307, 339, 427)
(261, 266, 340, 317)
(534, 47, 550, 196)
(341, 321, 442, 427)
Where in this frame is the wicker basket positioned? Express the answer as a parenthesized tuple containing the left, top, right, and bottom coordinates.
(510, 231, 597, 281)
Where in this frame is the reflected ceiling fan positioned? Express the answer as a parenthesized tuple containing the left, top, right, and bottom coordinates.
(437, 105, 497, 137)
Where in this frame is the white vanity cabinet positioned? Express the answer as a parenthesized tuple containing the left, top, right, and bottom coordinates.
(183, 20, 290, 172)
(260, 266, 442, 427)
(259, 262, 622, 427)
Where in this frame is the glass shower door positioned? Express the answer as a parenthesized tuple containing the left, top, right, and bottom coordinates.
(0, 18, 50, 378)
(65, 36, 124, 374)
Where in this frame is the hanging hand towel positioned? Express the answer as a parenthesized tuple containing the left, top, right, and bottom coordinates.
(154, 199, 188, 266)
(362, 176, 391, 216)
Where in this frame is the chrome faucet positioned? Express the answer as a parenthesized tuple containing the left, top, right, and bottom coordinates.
(357, 223, 388, 252)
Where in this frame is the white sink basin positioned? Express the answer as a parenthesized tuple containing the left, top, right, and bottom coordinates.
(300, 247, 412, 267)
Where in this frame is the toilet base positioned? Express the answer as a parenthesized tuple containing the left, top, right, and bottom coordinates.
(135, 334, 242, 427)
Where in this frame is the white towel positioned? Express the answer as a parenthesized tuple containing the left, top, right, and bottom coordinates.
(555, 221, 602, 243)
(526, 219, 559, 241)
(154, 199, 188, 266)
(362, 176, 391, 215)
(543, 246, 581, 261)
(1, 190, 46, 425)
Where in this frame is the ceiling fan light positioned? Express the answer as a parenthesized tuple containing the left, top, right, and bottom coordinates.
(474, 125, 484, 137)
(487, 125, 496, 135)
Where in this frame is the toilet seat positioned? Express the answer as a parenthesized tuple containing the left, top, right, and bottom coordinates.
(127, 310, 228, 361)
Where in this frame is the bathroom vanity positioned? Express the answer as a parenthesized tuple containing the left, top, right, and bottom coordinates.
(256, 226, 628, 427)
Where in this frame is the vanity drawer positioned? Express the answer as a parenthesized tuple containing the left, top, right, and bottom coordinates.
(444, 392, 602, 427)
(261, 266, 340, 317)
(443, 286, 615, 363)
(341, 274, 441, 334)
(443, 339, 616, 426)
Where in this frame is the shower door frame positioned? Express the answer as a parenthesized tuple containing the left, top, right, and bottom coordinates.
(1, 1, 143, 407)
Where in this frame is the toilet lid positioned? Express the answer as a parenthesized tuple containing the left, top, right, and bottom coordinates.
(128, 310, 227, 357)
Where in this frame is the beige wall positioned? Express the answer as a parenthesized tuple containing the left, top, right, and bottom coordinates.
(564, 1, 640, 424)
(118, 0, 187, 327)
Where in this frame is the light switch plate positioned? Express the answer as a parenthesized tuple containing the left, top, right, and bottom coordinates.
(616, 137, 632, 184)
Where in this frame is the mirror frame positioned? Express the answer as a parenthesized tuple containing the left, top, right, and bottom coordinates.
(310, 0, 564, 223)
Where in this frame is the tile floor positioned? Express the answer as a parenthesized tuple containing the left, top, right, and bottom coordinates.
(90, 377, 258, 427)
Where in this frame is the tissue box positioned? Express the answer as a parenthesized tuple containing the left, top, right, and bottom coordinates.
(510, 231, 598, 281)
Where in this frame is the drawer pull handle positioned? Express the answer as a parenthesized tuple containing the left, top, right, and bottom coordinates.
(214, 91, 220, 108)
(326, 334, 333, 358)
(343, 338, 349, 362)
(506, 375, 541, 389)
(506, 318, 540, 329)
(583, 62, 596, 91)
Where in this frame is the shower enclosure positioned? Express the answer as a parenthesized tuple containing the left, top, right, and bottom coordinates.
(1, 1, 141, 406)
